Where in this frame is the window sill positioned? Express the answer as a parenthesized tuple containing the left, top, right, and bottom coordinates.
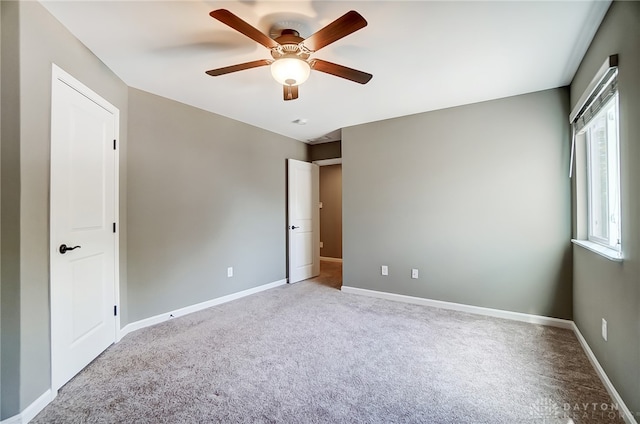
(571, 239, 623, 262)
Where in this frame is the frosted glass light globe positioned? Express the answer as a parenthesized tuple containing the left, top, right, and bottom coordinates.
(271, 58, 311, 86)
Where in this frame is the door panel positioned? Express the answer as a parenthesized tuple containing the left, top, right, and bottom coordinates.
(295, 232, 314, 266)
(71, 254, 106, 343)
(288, 159, 320, 283)
(50, 66, 118, 391)
(69, 106, 107, 228)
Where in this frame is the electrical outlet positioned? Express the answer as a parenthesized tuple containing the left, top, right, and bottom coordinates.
(602, 318, 607, 341)
(411, 268, 419, 279)
(381, 265, 388, 276)
(227, 267, 233, 278)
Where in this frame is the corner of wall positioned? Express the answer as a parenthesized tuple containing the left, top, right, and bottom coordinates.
(570, 0, 640, 416)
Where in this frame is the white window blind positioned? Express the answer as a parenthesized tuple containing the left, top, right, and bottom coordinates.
(574, 75, 618, 132)
(569, 54, 618, 177)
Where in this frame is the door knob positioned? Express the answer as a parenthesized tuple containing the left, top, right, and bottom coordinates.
(59, 244, 81, 254)
(290, 225, 299, 230)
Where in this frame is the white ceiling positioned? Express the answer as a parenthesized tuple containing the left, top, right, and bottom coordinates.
(39, 0, 611, 144)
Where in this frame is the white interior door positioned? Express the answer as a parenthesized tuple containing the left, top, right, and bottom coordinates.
(288, 159, 320, 283)
(50, 65, 119, 391)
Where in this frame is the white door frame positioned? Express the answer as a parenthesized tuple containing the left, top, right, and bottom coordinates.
(49, 64, 120, 390)
(311, 158, 342, 167)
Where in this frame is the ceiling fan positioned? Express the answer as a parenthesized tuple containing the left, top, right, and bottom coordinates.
(205, 9, 373, 101)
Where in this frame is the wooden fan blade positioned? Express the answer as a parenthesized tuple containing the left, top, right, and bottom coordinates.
(284, 85, 299, 101)
(210, 9, 279, 50)
(303, 10, 367, 52)
(205, 59, 272, 76)
(311, 59, 372, 84)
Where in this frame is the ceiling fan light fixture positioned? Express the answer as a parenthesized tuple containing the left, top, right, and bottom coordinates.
(207, 9, 371, 100)
(271, 57, 310, 86)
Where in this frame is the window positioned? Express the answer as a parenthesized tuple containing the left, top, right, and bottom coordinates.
(570, 55, 621, 260)
(584, 92, 620, 250)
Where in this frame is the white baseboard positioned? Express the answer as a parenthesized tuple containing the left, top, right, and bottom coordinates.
(119, 278, 287, 339)
(340, 286, 573, 329)
(22, 390, 55, 424)
(341, 285, 636, 423)
(0, 415, 21, 424)
(1, 389, 56, 424)
(2, 279, 288, 424)
(572, 324, 637, 424)
(7, 282, 634, 424)
(320, 256, 343, 263)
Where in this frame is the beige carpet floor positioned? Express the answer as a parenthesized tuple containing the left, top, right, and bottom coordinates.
(33, 261, 624, 423)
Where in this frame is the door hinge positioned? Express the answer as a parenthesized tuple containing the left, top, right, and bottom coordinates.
(114, 305, 117, 316)
(113, 139, 117, 150)
(113, 222, 116, 233)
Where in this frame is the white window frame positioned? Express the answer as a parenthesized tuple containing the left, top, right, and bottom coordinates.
(583, 92, 621, 250)
(570, 55, 622, 262)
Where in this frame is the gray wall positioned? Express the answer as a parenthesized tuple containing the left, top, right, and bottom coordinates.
(343, 88, 572, 319)
(3, 0, 634, 419)
(320, 165, 342, 259)
(1, 1, 20, 417)
(570, 1, 639, 415)
(0, 1, 306, 417)
(126, 89, 307, 322)
(0, 1, 129, 419)
(310, 141, 341, 161)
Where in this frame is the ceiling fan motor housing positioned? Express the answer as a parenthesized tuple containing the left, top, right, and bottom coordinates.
(270, 30, 311, 60)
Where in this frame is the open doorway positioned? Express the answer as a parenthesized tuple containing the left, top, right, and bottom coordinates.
(319, 164, 342, 261)
(319, 163, 342, 288)
(311, 138, 343, 289)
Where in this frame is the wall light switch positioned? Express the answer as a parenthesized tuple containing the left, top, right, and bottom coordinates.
(227, 267, 233, 278)
(411, 269, 419, 279)
(602, 318, 607, 341)
(320, 241, 324, 248)
(381, 265, 388, 276)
